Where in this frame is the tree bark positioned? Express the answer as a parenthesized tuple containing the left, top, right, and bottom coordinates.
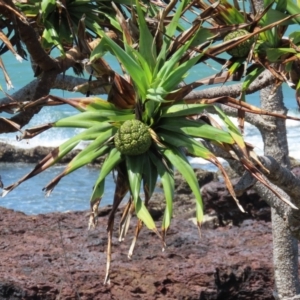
(247, 0, 300, 296)
(259, 86, 300, 299)
(204, 85, 300, 299)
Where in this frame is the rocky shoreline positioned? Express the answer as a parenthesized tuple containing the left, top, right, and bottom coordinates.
(0, 142, 104, 165)
(0, 207, 274, 300)
(2, 143, 299, 299)
(0, 156, 280, 300)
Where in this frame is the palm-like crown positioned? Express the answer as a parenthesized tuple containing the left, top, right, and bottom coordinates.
(2, 0, 300, 283)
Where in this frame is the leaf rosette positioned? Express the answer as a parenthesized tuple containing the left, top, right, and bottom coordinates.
(3, 0, 295, 284)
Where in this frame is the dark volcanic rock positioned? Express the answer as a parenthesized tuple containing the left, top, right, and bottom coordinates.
(151, 170, 270, 227)
(0, 142, 104, 165)
(174, 169, 218, 194)
(1, 152, 293, 299)
(0, 207, 275, 300)
(0, 142, 67, 163)
(201, 179, 271, 226)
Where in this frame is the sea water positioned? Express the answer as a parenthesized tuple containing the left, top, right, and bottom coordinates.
(0, 49, 299, 215)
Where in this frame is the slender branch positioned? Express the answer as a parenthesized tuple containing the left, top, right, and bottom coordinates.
(0, 75, 106, 108)
(0, 48, 86, 132)
(15, 15, 58, 72)
(184, 70, 276, 100)
(203, 103, 276, 130)
(258, 156, 300, 206)
(201, 139, 300, 241)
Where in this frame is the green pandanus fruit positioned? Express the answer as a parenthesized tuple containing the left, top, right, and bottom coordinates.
(114, 120, 152, 156)
(224, 29, 254, 57)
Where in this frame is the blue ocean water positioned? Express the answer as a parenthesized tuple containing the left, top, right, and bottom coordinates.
(0, 48, 299, 215)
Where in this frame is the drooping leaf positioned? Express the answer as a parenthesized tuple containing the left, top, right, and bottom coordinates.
(242, 67, 264, 91)
(126, 155, 158, 232)
(43, 145, 110, 196)
(44, 18, 65, 54)
(143, 156, 159, 200)
(213, 105, 248, 156)
(159, 129, 214, 160)
(2, 140, 78, 197)
(158, 117, 235, 144)
(41, 0, 55, 21)
(289, 31, 300, 44)
(105, 170, 129, 285)
(160, 146, 204, 226)
(161, 102, 210, 117)
(135, 0, 156, 71)
(149, 151, 174, 240)
(278, 0, 300, 23)
(2, 123, 112, 196)
(266, 47, 297, 62)
(90, 147, 124, 204)
(159, 129, 245, 212)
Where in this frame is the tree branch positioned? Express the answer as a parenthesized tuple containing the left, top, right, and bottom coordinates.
(0, 75, 107, 108)
(15, 15, 58, 72)
(184, 70, 276, 100)
(201, 139, 300, 241)
(0, 47, 87, 132)
(258, 156, 300, 206)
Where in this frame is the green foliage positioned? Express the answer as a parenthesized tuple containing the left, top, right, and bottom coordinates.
(2, 0, 300, 284)
(15, 0, 115, 53)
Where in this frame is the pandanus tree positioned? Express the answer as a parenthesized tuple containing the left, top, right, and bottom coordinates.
(2, 0, 300, 295)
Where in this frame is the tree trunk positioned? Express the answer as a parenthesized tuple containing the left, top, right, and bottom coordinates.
(248, 0, 300, 296)
(259, 86, 300, 299)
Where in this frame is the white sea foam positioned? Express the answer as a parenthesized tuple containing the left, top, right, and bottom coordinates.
(2, 106, 299, 160)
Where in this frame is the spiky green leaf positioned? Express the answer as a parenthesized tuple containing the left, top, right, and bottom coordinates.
(159, 129, 214, 160)
(143, 156, 159, 198)
(149, 151, 174, 234)
(41, 0, 55, 21)
(158, 117, 234, 144)
(126, 154, 157, 230)
(135, 0, 156, 71)
(90, 148, 123, 203)
(161, 103, 210, 117)
(242, 67, 264, 91)
(213, 105, 247, 153)
(54, 111, 134, 128)
(91, 34, 148, 98)
(161, 147, 204, 225)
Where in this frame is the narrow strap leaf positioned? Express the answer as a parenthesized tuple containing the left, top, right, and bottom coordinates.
(143, 155, 159, 199)
(135, 0, 156, 71)
(43, 145, 111, 196)
(159, 129, 245, 212)
(161, 146, 204, 226)
(149, 151, 174, 242)
(161, 103, 211, 118)
(158, 117, 234, 144)
(126, 155, 158, 232)
(135, 196, 157, 232)
(213, 105, 248, 157)
(90, 148, 123, 204)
